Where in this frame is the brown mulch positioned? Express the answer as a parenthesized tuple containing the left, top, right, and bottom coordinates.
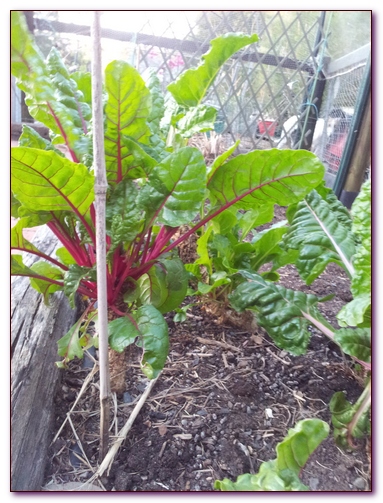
(43, 257, 371, 492)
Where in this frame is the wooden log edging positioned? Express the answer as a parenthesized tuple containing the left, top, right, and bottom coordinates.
(11, 226, 78, 491)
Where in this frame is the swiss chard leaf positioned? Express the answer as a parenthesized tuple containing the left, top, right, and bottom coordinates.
(70, 71, 92, 106)
(207, 140, 240, 180)
(143, 67, 167, 159)
(229, 271, 331, 355)
(55, 247, 77, 266)
(11, 147, 94, 216)
(11, 12, 91, 161)
(64, 264, 97, 308)
(108, 316, 139, 353)
(57, 316, 88, 365)
(196, 271, 231, 295)
(275, 418, 329, 473)
(104, 61, 152, 184)
(329, 388, 371, 447)
(338, 180, 371, 328)
(138, 147, 207, 227)
(207, 149, 325, 212)
(333, 327, 371, 363)
(29, 262, 64, 304)
(176, 104, 217, 138)
(137, 257, 188, 313)
(215, 419, 329, 491)
(18, 124, 65, 156)
(168, 32, 259, 107)
(215, 465, 308, 492)
(283, 189, 355, 284)
(135, 305, 169, 378)
(108, 306, 169, 379)
(251, 226, 289, 271)
(105, 179, 143, 252)
(11, 214, 50, 253)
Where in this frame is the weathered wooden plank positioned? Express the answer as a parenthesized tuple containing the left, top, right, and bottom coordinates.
(11, 226, 78, 491)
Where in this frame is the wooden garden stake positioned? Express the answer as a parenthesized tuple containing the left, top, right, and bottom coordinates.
(91, 11, 111, 462)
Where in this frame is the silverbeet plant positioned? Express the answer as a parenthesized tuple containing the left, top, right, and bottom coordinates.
(215, 418, 329, 491)
(229, 180, 371, 447)
(11, 11, 325, 379)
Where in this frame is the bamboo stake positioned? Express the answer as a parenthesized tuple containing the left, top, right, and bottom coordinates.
(88, 375, 160, 481)
(91, 11, 111, 462)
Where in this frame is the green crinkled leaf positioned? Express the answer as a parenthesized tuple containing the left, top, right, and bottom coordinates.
(339, 180, 371, 327)
(283, 189, 355, 284)
(142, 68, 167, 158)
(45, 48, 91, 154)
(176, 105, 217, 138)
(55, 247, 77, 266)
(12, 193, 22, 218)
(229, 271, 330, 355)
(207, 140, 240, 180)
(207, 149, 325, 212)
(57, 318, 85, 362)
(275, 419, 329, 473)
(351, 179, 371, 244)
(104, 61, 152, 184)
(18, 124, 65, 156)
(11, 214, 50, 253)
(337, 294, 371, 328)
(29, 262, 63, 304)
(64, 264, 96, 308)
(105, 179, 143, 255)
(134, 305, 169, 379)
(168, 32, 258, 107)
(12, 13, 91, 159)
(11, 255, 47, 279)
(196, 271, 231, 295)
(195, 225, 214, 275)
(138, 147, 207, 227)
(215, 464, 308, 492)
(237, 205, 275, 239)
(215, 419, 328, 491)
(143, 68, 165, 130)
(108, 316, 140, 353)
(251, 226, 289, 271)
(138, 257, 188, 313)
(70, 71, 92, 106)
(11, 147, 94, 215)
(137, 267, 169, 310)
(329, 389, 371, 447)
(333, 327, 371, 363)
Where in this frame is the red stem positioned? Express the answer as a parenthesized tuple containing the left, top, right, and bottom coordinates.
(12, 247, 68, 271)
(47, 102, 80, 163)
(140, 227, 152, 265)
(48, 221, 91, 267)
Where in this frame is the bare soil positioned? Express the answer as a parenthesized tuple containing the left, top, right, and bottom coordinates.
(42, 208, 371, 493)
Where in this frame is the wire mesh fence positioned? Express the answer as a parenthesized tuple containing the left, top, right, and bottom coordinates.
(12, 10, 371, 180)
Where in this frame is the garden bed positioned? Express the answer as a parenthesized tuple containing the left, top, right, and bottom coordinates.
(43, 260, 371, 492)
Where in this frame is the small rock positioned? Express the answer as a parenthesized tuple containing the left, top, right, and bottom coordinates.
(197, 409, 208, 416)
(353, 477, 366, 490)
(309, 477, 320, 490)
(123, 391, 134, 403)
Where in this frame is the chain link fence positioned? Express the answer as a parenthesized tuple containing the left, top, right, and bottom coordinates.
(12, 10, 371, 179)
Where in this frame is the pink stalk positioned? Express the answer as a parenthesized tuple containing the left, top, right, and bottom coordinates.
(12, 247, 69, 271)
(47, 102, 80, 163)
